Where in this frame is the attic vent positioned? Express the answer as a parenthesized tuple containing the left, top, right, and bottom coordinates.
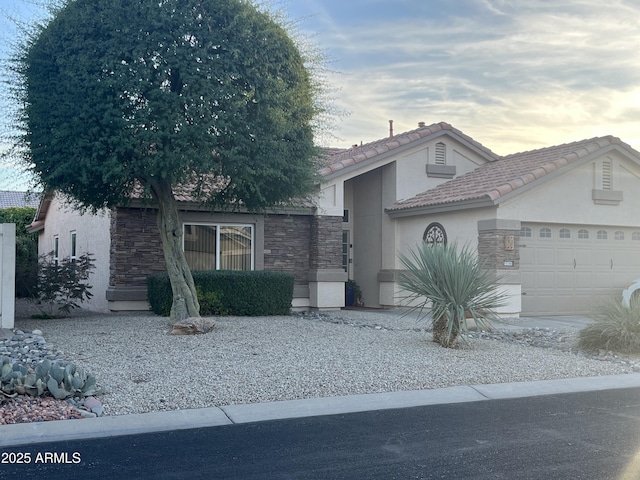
(602, 159, 612, 190)
(435, 142, 446, 165)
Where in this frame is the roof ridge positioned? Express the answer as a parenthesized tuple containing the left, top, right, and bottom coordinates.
(503, 135, 619, 158)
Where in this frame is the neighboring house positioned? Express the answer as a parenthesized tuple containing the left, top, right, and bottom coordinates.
(0, 191, 40, 209)
(27, 122, 640, 316)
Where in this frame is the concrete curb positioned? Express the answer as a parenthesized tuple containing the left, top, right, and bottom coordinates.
(3, 373, 640, 448)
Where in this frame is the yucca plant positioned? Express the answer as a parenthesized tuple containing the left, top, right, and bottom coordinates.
(398, 242, 507, 348)
(578, 298, 640, 354)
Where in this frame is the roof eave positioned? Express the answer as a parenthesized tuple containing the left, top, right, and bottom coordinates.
(386, 196, 496, 218)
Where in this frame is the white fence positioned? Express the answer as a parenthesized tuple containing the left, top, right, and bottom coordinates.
(0, 224, 15, 329)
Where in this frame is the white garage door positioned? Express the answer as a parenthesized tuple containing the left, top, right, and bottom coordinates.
(520, 224, 640, 315)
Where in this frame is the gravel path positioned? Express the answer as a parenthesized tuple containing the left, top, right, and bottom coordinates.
(6, 308, 639, 421)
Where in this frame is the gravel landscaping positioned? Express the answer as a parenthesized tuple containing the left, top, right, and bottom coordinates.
(5, 307, 640, 422)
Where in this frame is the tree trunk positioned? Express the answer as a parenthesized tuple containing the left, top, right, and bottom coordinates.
(148, 177, 200, 322)
(432, 314, 458, 348)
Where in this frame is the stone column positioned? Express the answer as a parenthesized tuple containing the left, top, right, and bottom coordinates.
(477, 219, 522, 317)
(308, 215, 347, 309)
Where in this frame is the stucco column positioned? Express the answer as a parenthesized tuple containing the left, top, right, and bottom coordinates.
(477, 219, 522, 317)
(0, 224, 16, 329)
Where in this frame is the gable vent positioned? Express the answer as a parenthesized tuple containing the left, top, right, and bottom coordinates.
(435, 142, 446, 165)
(602, 160, 612, 190)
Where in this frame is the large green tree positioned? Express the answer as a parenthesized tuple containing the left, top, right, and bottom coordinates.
(12, 0, 321, 322)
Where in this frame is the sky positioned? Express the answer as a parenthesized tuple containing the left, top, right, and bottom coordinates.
(2, 0, 640, 190)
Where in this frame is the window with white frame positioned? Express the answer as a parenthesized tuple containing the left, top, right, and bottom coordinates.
(70, 231, 77, 261)
(53, 235, 59, 264)
(183, 223, 253, 271)
(559, 228, 571, 239)
(539, 228, 552, 238)
(520, 227, 532, 238)
(634, 232, 640, 241)
(578, 229, 589, 239)
(615, 231, 625, 241)
(597, 230, 608, 240)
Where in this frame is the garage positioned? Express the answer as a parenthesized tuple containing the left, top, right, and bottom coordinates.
(520, 223, 640, 315)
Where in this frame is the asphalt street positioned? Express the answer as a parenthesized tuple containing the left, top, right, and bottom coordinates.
(3, 386, 640, 480)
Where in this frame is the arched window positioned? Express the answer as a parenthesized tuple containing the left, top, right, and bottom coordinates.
(423, 223, 447, 246)
(633, 232, 640, 241)
(578, 229, 589, 239)
(539, 228, 552, 238)
(615, 231, 625, 241)
(520, 227, 532, 238)
(559, 228, 571, 239)
(597, 230, 608, 240)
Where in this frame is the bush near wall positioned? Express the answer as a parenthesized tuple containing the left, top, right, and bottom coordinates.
(0, 207, 38, 297)
(147, 270, 295, 317)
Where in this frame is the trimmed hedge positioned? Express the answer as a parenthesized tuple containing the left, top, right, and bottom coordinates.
(147, 270, 295, 317)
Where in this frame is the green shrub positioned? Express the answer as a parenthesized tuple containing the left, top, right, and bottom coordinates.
(578, 298, 640, 354)
(33, 252, 95, 318)
(148, 270, 294, 317)
(0, 206, 38, 297)
(196, 286, 230, 316)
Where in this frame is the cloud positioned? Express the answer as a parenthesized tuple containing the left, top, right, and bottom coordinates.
(305, 1, 640, 154)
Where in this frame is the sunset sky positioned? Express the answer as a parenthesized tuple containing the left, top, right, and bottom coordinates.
(2, 0, 640, 189)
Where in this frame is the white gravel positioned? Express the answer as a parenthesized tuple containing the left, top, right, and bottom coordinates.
(14, 309, 636, 417)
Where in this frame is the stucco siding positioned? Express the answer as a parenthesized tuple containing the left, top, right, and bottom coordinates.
(352, 168, 383, 307)
(498, 154, 640, 226)
(39, 195, 111, 312)
(395, 208, 495, 264)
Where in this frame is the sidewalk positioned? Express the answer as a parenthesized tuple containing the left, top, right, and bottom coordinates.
(3, 372, 639, 448)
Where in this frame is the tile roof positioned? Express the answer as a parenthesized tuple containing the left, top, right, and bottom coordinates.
(0, 191, 40, 209)
(387, 135, 626, 214)
(320, 122, 500, 177)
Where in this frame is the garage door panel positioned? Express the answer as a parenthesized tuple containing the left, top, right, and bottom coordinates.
(575, 248, 592, 266)
(593, 272, 612, 287)
(520, 247, 534, 264)
(593, 253, 612, 268)
(555, 272, 573, 288)
(556, 248, 574, 266)
(536, 248, 555, 265)
(575, 272, 592, 288)
(537, 272, 554, 286)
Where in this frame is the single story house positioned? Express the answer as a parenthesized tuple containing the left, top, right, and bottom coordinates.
(28, 122, 640, 316)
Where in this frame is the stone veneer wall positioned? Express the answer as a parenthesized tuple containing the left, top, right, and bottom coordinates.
(477, 228, 520, 271)
(110, 207, 166, 287)
(110, 209, 341, 291)
(262, 214, 311, 284)
(310, 216, 344, 270)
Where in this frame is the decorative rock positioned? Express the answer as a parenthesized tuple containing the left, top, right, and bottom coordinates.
(0, 329, 66, 366)
(170, 317, 216, 335)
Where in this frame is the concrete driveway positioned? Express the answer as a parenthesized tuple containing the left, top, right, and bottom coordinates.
(498, 315, 595, 331)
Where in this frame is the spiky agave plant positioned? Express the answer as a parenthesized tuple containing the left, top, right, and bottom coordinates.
(398, 242, 508, 348)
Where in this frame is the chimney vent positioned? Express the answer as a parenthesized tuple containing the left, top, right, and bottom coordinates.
(418, 121, 426, 128)
(389, 120, 394, 139)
